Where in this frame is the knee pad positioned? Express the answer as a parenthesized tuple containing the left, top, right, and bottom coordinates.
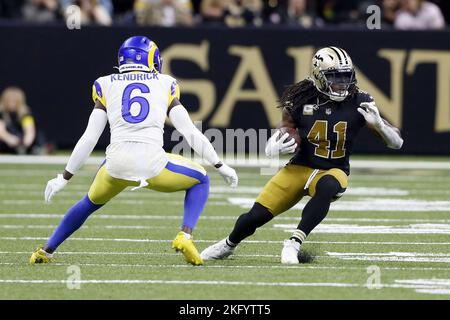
(235, 203, 273, 229)
(315, 175, 346, 201)
(247, 202, 274, 227)
(331, 189, 346, 202)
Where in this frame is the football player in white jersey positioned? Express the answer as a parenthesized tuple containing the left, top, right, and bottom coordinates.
(30, 36, 238, 266)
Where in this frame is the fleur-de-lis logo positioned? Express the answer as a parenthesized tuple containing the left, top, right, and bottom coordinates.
(314, 54, 324, 62)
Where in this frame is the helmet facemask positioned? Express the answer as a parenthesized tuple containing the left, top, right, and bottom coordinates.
(319, 68, 356, 102)
(311, 47, 356, 102)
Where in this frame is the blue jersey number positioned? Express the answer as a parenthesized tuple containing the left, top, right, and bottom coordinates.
(121, 83, 150, 123)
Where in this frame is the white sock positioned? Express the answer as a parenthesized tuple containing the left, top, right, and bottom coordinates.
(226, 237, 236, 247)
(182, 232, 191, 240)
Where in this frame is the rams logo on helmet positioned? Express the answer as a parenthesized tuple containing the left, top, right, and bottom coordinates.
(118, 36, 163, 74)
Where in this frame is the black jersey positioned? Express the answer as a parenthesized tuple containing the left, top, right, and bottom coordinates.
(0, 112, 31, 136)
(288, 90, 374, 175)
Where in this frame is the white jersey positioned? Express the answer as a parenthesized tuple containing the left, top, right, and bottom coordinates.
(92, 71, 180, 181)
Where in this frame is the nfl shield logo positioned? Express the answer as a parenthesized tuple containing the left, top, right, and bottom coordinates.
(325, 108, 332, 115)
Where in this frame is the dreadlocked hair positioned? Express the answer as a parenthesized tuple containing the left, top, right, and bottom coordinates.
(278, 79, 318, 114)
(278, 78, 359, 114)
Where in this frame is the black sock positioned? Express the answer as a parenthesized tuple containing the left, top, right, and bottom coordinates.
(228, 202, 273, 245)
(296, 175, 343, 239)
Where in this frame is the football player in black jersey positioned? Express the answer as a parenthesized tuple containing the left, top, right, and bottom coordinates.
(201, 47, 404, 264)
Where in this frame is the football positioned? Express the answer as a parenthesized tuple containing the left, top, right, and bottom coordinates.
(279, 126, 301, 151)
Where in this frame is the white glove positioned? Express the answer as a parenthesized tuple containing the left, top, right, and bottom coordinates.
(358, 101, 403, 149)
(357, 102, 383, 129)
(265, 130, 297, 158)
(216, 163, 238, 188)
(44, 174, 69, 203)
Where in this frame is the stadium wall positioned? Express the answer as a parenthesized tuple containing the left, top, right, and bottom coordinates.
(1, 26, 449, 155)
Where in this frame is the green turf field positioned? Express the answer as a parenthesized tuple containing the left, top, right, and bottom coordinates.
(0, 158, 449, 300)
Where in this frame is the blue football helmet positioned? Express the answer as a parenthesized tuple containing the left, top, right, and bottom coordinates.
(118, 36, 163, 73)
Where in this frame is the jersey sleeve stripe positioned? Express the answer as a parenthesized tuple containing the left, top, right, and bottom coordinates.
(168, 80, 180, 105)
(92, 80, 106, 106)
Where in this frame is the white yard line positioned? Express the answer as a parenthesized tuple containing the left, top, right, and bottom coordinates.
(0, 156, 105, 165)
(0, 278, 449, 294)
(0, 251, 176, 256)
(394, 279, 450, 295)
(0, 213, 187, 220)
(327, 252, 450, 263)
(4, 222, 450, 234)
(0, 260, 450, 271)
(0, 278, 360, 287)
(0, 200, 229, 206)
(2, 213, 450, 223)
(0, 236, 449, 246)
(0, 170, 93, 177)
(0, 213, 260, 220)
(0, 191, 183, 199)
(6, 186, 442, 198)
(229, 197, 450, 212)
(327, 252, 450, 257)
(1, 200, 167, 205)
(274, 223, 450, 234)
(0, 224, 233, 230)
(350, 176, 450, 182)
(0, 251, 440, 260)
(415, 289, 450, 294)
(320, 218, 450, 223)
(2, 155, 450, 170)
(349, 256, 450, 262)
(3, 183, 450, 194)
(2, 186, 409, 196)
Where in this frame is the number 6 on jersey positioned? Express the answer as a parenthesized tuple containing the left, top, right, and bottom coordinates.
(121, 83, 150, 124)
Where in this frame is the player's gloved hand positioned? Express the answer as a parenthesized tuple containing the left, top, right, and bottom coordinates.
(215, 162, 238, 188)
(265, 130, 297, 158)
(358, 102, 383, 129)
(44, 174, 69, 203)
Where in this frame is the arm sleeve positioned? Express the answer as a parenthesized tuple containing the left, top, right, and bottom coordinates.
(168, 104, 220, 166)
(359, 93, 403, 150)
(375, 120, 404, 149)
(65, 109, 108, 174)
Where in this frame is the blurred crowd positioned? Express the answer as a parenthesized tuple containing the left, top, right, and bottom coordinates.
(0, 0, 447, 29)
(0, 87, 52, 155)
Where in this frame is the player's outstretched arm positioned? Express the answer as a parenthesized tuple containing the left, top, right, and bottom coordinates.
(265, 108, 298, 158)
(168, 99, 238, 188)
(358, 101, 403, 149)
(44, 102, 108, 203)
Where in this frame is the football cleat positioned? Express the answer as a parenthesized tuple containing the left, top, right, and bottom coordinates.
(29, 247, 53, 264)
(172, 231, 203, 266)
(200, 238, 235, 260)
(281, 239, 300, 264)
